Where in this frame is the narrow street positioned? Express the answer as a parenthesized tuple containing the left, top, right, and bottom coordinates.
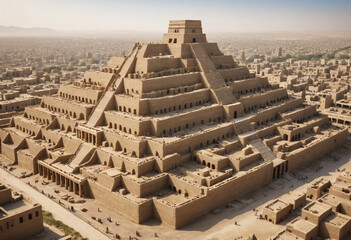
(0, 168, 110, 240)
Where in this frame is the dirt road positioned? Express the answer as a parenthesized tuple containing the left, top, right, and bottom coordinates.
(0, 168, 110, 240)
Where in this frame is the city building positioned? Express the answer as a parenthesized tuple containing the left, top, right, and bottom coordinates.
(270, 174, 351, 239)
(0, 182, 43, 240)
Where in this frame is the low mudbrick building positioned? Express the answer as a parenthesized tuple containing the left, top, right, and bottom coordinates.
(0, 182, 43, 240)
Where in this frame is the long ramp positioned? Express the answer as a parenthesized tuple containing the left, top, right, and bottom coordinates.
(86, 44, 140, 127)
(67, 143, 95, 169)
(190, 44, 237, 105)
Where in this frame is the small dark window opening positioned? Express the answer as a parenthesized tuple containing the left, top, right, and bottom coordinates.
(192, 38, 196, 43)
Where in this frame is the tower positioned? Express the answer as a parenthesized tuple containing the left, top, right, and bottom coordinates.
(161, 20, 207, 44)
(239, 50, 246, 61)
(275, 47, 282, 57)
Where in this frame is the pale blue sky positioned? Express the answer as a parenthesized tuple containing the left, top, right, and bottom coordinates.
(0, 0, 350, 32)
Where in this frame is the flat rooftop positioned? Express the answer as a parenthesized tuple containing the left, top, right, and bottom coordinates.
(323, 212, 351, 227)
(288, 218, 317, 233)
(274, 231, 304, 240)
(303, 201, 331, 215)
(265, 199, 290, 212)
(1, 196, 40, 219)
(318, 193, 343, 208)
(0, 95, 37, 104)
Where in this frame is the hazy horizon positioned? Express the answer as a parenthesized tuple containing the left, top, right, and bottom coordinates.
(1, 0, 351, 33)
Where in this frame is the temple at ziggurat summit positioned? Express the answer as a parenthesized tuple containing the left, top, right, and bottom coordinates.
(0, 20, 347, 229)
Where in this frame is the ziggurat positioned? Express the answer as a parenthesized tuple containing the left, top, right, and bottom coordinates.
(0, 20, 348, 229)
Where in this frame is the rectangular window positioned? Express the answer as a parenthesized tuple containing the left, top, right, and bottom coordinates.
(28, 213, 32, 220)
(35, 211, 39, 217)
(173, 38, 177, 43)
(19, 217, 23, 223)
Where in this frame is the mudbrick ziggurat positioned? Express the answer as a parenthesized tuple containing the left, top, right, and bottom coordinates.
(0, 20, 347, 229)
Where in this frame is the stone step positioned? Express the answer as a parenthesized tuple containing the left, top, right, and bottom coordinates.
(250, 138, 276, 161)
